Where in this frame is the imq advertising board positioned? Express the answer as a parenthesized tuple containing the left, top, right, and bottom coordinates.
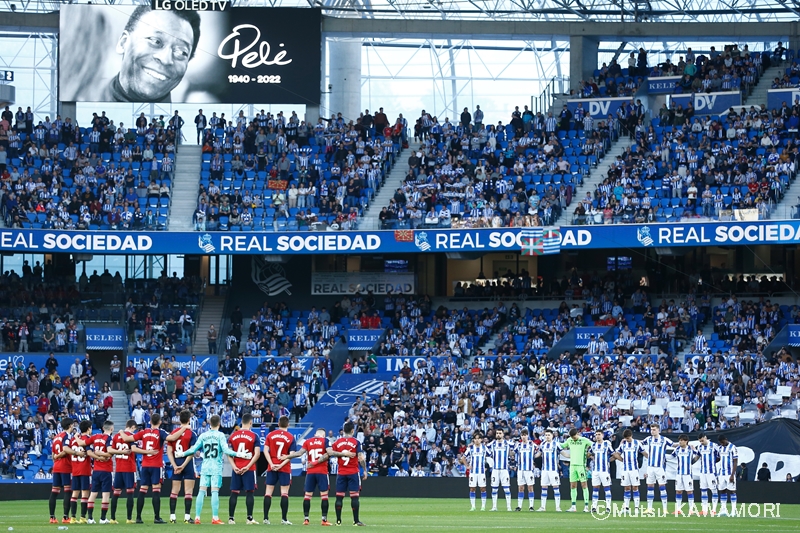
(59, 5, 322, 105)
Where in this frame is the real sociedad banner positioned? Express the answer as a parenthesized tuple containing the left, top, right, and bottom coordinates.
(127, 354, 219, 377)
(574, 327, 611, 348)
(347, 329, 384, 351)
(767, 88, 800, 110)
(5, 221, 800, 255)
(311, 272, 415, 295)
(647, 76, 682, 94)
(566, 97, 630, 119)
(668, 91, 742, 115)
(0, 354, 76, 375)
(583, 353, 656, 364)
(85, 327, 125, 350)
(788, 324, 800, 347)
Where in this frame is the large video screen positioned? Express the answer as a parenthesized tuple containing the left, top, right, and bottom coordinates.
(59, 5, 321, 105)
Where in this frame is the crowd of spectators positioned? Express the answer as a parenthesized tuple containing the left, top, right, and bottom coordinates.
(379, 106, 614, 229)
(342, 290, 800, 477)
(194, 108, 407, 232)
(0, 106, 179, 230)
(0, 352, 110, 479)
(571, 105, 799, 225)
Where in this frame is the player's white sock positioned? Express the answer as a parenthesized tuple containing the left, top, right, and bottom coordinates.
(711, 491, 718, 513)
(470, 490, 476, 509)
(660, 486, 668, 511)
(517, 493, 524, 509)
(481, 491, 486, 510)
(528, 493, 535, 508)
(719, 493, 727, 514)
(553, 488, 560, 509)
(730, 493, 737, 516)
(540, 488, 548, 508)
(592, 488, 598, 508)
(624, 490, 631, 509)
(504, 487, 511, 510)
(491, 489, 498, 509)
(701, 490, 709, 513)
(647, 487, 654, 509)
(632, 490, 640, 508)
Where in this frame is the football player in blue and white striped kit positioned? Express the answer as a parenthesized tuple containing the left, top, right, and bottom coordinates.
(486, 429, 514, 511)
(536, 429, 561, 511)
(462, 434, 487, 511)
(514, 429, 537, 511)
(671, 434, 697, 516)
(696, 434, 718, 515)
(611, 429, 644, 512)
(643, 424, 673, 514)
(716, 435, 738, 516)
(590, 430, 613, 512)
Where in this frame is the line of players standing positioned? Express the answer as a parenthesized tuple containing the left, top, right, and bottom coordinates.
(461, 424, 739, 516)
(48, 413, 370, 526)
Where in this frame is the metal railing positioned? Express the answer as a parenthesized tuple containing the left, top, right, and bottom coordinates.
(531, 77, 569, 116)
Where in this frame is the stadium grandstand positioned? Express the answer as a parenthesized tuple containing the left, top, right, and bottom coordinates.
(1, 0, 800, 529)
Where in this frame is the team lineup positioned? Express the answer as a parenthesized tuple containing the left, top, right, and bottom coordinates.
(462, 424, 739, 516)
(48, 414, 367, 526)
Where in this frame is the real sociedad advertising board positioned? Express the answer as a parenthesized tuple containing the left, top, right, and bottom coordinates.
(767, 88, 800, 110)
(668, 91, 742, 115)
(3, 220, 800, 255)
(647, 76, 682, 94)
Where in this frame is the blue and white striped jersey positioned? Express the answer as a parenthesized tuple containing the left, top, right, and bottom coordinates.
(465, 444, 488, 475)
(540, 441, 561, 472)
(616, 440, 642, 472)
(697, 443, 718, 475)
(515, 441, 537, 472)
(671, 445, 696, 476)
(487, 440, 515, 470)
(591, 441, 613, 473)
(717, 443, 738, 476)
(643, 435, 673, 468)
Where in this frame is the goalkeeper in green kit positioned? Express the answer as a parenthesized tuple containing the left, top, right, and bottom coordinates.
(176, 415, 252, 524)
(560, 428, 593, 513)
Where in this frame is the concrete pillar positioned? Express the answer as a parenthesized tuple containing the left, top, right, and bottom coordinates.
(569, 36, 599, 93)
(59, 101, 77, 123)
(328, 39, 362, 123)
(305, 105, 321, 125)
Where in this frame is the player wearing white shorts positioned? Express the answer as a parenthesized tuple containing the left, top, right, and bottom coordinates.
(671, 435, 698, 516)
(514, 429, 537, 512)
(589, 431, 613, 513)
(486, 429, 514, 511)
(462, 434, 488, 511)
(611, 429, 645, 512)
(535, 429, 561, 512)
(696, 434, 718, 515)
(642, 424, 673, 514)
(716, 435, 738, 516)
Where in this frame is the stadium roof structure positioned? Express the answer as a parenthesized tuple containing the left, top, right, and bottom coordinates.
(1, 0, 800, 23)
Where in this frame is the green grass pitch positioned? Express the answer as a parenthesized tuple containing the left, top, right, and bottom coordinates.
(1, 498, 799, 532)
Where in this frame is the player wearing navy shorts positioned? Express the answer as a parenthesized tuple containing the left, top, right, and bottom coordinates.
(282, 427, 356, 526)
(49, 418, 78, 523)
(227, 413, 261, 524)
(69, 420, 95, 523)
(331, 421, 367, 526)
(109, 420, 150, 523)
(80, 421, 114, 523)
(166, 410, 197, 524)
(129, 413, 169, 523)
(263, 416, 297, 525)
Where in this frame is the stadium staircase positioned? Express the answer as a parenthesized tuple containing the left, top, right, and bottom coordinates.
(169, 145, 203, 232)
(108, 390, 130, 429)
(191, 294, 226, 354)
(744, 63, 788, 108)
(359, 145, 415, 230)
(553, 135, 628, 226)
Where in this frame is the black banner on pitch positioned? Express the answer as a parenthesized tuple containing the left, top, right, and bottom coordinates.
(59, 5, 321, 105)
